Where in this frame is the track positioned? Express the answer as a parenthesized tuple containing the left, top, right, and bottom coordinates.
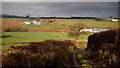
(82, 48, 105, 68)
(73, 48, 82, 68)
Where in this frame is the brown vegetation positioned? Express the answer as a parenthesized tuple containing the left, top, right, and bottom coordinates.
(2, 39, 77, 68)
(86, 29, 120, 68)
(2, 19, 27, 32)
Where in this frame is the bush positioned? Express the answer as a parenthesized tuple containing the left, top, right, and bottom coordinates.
(2, 19, 27, 32)
(2, 39, 75, 68)
(86, 29, 120, 68)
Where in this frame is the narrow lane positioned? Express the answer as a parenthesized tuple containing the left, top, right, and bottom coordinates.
(73, 48, 82, 68)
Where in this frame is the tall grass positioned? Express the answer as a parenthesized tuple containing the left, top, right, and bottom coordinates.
(2, 19, 27, 32)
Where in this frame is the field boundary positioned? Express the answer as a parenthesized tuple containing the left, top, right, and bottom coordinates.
(1, 39, 87, 45)
(28, 29, 71, 33)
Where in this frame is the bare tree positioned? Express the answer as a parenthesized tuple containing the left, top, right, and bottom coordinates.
(67, 23, 86, 40)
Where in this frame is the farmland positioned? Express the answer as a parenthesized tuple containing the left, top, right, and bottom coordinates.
(2, 32, 90, 50)
(1, 18, 120, 68)
(1, 18, 119, 49)
(23, 19, 119, 29)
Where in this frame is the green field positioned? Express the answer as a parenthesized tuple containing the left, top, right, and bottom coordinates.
(25, 24, 64, 29)
(2, 32, 90, 50)
(53, 19, 119, 29)
(23, 19, 119, 29)
(2, 18, 119, 50)
(2, 32, 89, 43)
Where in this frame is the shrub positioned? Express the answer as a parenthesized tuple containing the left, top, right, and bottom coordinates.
(2, 39, 75, 68)
(86, 29, 120, 68)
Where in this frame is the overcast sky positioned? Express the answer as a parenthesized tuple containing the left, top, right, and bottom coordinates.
(2, 2, 118, 18)
(1, 0, 120, 2)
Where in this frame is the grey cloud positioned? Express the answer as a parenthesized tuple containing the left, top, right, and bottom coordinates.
(2, 2, 118, 18)
(2, 0, 120, 2)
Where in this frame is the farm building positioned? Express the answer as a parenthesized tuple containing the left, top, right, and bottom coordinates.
(80, 28, 110, 33)
(21, 20, 42, 25)
(31, 21, 42, 25)
(21, 21, 31, 24)
(96, 18, 118, 22)
(111, 19, 118, 22)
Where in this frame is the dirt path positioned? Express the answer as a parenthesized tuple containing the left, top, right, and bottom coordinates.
(82, 48, 106, 68)
(73, 48, 105, 68)
(73, 48, 82, 68)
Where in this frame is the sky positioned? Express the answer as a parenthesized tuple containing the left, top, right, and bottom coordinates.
(1, 0, 120, 2)
(2, 2, 119, 18)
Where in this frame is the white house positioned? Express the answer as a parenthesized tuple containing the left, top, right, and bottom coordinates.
(80, 28, 110, 33)
(31, 21, 42, 25)
(22, 21, 31, 24)
(111, 19, 118, 22)
(21, 20, 42, 25)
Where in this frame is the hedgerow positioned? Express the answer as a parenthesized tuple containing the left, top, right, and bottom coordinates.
(86, 29, 120, 68)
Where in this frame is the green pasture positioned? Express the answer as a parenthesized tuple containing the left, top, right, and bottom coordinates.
(2, 32, 90, 50)
(53, 19, 119, 29)
(22, 19, 119, 29)
(2, 18, 119, 29)
(2, 18, 119, 50)
(25, 24, 64, 29)
(2, 18, 29, 21)
(2, 32, 89, 43)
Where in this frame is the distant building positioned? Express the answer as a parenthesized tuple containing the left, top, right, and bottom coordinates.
(80, 28, 110, 33)
(22, 21, 31, 24)
(96, 18, 118, 22)
(32, 21, 42, 25)
(111, 19, 118, 22)
(21, 20, 42, 25)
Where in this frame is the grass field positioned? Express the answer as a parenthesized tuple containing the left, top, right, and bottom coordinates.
(22, 19, 119, 29)
(2, 18, 31, 22)
(2, 18, 119, 50)
(2, 32, 89, 43)
(25, 24, 64, 29)
(2, 18, 119, 29)
(2, 32, 90, 50)
(53, 19, 119, 29)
